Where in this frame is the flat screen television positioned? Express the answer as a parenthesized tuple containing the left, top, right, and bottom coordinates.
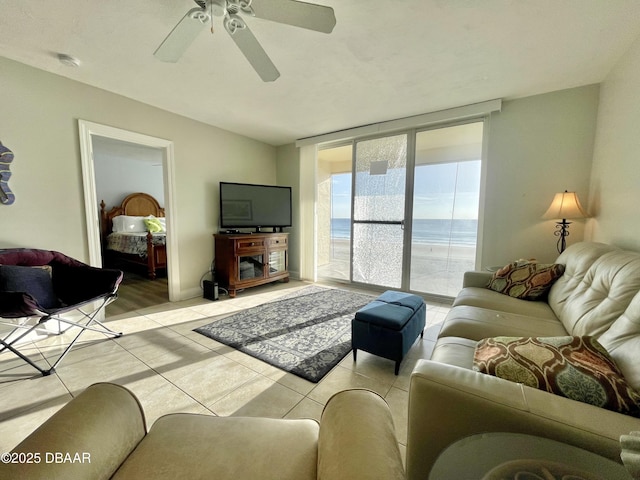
(219, 182, 292, 232)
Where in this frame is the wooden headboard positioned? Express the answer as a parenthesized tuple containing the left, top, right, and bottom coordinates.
(100, 192, 165, 237)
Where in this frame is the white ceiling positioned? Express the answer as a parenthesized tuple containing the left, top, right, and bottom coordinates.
(2, 1, 640, 146)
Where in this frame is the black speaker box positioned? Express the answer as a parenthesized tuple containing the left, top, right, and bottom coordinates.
(203, 280, 219, 301)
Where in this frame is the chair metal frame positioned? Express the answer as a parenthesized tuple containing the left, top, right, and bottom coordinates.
(0, 294, 122, 376)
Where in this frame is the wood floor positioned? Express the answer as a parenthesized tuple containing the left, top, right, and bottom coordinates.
(106, 271, 169, 317)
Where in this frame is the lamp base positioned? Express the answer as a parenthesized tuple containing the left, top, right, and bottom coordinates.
(554, 219, 572, 253)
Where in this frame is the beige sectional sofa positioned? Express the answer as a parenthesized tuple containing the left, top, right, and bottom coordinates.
(1, 383, 405, 480)
(407, 241, 640, 478)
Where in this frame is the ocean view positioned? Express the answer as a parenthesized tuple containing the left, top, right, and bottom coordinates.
(330, 218, 478, 246)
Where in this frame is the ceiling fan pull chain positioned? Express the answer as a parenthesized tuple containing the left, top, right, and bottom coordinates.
(210, 1, 214, 33)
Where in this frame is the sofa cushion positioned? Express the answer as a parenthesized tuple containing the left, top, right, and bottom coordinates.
(550, 248, 640, 338)
(473, 336, 640, 416)
(430, 336, 477, 368)
(0, 264, 59, 309)
(487, 262, 565, 301)
(547, 242, 619, 310)
(452, 288, 559, 320)
(439, 305, 567, 341)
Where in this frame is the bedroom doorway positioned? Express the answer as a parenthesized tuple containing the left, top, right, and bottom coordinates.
(78, 120, 179, 302)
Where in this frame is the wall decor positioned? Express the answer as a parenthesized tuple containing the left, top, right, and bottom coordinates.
(0, 141, 15, 205)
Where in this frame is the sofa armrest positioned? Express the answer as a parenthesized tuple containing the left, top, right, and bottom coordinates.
(406, 360, 638, 480)
(462, 270, 493, 288)
(318, 389, 405, 480)
(0, 383, 146, 480)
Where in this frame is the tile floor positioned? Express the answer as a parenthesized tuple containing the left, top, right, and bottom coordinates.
(0, 280, 450, 462)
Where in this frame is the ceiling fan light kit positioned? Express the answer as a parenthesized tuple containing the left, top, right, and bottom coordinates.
(154, 0, 336, 82)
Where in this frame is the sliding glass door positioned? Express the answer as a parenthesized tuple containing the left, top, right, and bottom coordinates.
(409, 122, 483, 296)
(351, 134, 408, 288)
(317, 121, 483, 298)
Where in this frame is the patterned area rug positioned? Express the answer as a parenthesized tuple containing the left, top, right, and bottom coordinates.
(194, 286, 375, 382)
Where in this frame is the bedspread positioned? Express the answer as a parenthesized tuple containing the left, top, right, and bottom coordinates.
(106, 232, 166, 257)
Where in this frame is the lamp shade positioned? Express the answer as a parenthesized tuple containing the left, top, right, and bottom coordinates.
(543, 191, 589, 220)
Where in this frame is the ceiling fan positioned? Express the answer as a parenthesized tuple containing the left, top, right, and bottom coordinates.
(154, 0, 336, 82)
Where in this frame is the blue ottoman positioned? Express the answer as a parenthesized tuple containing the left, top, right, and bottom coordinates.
(352, 290, 426, 375)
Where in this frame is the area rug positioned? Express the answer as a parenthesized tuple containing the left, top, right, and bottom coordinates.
(193, 286, 375, 382)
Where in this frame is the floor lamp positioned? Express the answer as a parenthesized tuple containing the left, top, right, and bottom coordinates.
(543, 190, 588, 253)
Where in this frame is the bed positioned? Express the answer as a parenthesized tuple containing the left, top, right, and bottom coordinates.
(100, 192, 167, 280)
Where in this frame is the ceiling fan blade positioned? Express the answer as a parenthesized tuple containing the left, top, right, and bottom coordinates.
(226, 22, 280, 82)
(250, 0, 336, 34)
(154, 8, 209, 62)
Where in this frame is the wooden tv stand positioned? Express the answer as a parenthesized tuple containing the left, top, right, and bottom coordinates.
(214, 233, 289, 298)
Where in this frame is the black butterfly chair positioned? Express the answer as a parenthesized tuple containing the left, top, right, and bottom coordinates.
(0, 248, 124, 376)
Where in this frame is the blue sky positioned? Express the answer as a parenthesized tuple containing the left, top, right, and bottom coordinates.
(331, 160, 481, 220)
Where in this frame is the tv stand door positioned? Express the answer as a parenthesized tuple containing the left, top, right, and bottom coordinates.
(214, 233, 289, 298)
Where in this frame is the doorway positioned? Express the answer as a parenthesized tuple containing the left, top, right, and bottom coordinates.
(78, 120, 180, 302)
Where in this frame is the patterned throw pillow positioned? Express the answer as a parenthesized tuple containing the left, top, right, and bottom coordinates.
(473, 336, 640, 416)
(487, 262, 565, 300)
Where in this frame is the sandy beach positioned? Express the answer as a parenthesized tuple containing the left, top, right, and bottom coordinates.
(318, 238, 475, 298)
